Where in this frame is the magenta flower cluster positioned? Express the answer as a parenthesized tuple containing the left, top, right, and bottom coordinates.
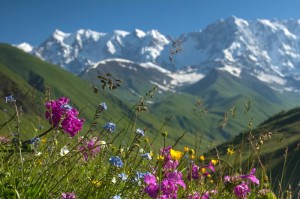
(78, 137, 101, 161)
(45, 97, 84, 137)
(224, 168, 260, 199)
(144, 146, 186, 199)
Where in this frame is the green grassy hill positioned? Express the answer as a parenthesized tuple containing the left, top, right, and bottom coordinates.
(0, 43, 201, 150)
(207, 107, 300, 195)
(0, 43, 138, 141)
(2, 43, 300, 154)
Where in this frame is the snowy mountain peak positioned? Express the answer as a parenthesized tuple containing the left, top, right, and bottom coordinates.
(75, 29, 102, 40)
(113, 30, 130, 37)
(133, 29, 146, 38)
(15, 42, 33, 53)
(146, 29, 169, 43)
(29, 28, 171, 73)
(52, 29, 69, 42)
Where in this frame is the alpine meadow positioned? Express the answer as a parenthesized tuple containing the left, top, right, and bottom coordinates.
(1, 15, 300, 199)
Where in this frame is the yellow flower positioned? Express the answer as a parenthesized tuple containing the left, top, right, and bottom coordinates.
(201, 168, 206, 173)
(35, 159, 42, 166)
(227, 148, 235, 156)
(157, 155, 164, 161)
(150, 151, 154, 157)
(183, 147, 189, 152)
(170, 148, 183, 160)
(41, 138, 47, 144)
(211, 159, 218, 165)
(207, 174, 212, 178)
(91, 180, 101, 187)
(190, 155, 195, 159)
(200, 155, 205, 161)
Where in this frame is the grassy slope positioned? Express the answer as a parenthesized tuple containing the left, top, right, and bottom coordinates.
(148, 70, 300, 150)
(207, 107, 300, 194)
(0, 43, 138, 141)
(80, 57, 300, 151)
(0, 44, 200, 150)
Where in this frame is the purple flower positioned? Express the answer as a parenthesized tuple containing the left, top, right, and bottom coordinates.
(145, 171, 185, 199)
(109, 156, 123, 167)
(143, 146, 186, 199)
(61, 192, 76, 199)
(61, 109, 85, 137)
(188, 192, 200, 199)
(224, 175, 231, 183)
(234, 182, 250, 199)
(160, 146, 172, 161)
(78, 137, 101, 161)
(136, 128, 145, 136)
(144, 173, 157, 185)
(165, 171, 186, 189)
(143, 174, 159, 198)
(5, 95, 15, 103)
(144, 172, 186, 198)
(239, 168, 259, 185)
(103, 122, 116, 133)
(45, 97, 84, 137)
(188, 163, 200, 180)
(201, 192, 210, 199)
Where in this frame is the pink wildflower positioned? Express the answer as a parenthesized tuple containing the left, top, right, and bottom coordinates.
(144, 174, 159, 198)
(45, 97, 84, 137)
(239, 168, 259, 185)
(144, 146, 186, 199)
(78, 137, 101, 161)
(234, 182, 250, 199)
(188, 163, 200, 180)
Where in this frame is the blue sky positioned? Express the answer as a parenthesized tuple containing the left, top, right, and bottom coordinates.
(1, 0, 300, 45)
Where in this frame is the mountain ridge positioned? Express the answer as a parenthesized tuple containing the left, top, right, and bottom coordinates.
(16, 16, 300, 93)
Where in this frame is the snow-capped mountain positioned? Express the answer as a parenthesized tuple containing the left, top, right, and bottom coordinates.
(16, 16, 300, 92)
(26, 28, 169, 73)
(16, 42, 33, 53)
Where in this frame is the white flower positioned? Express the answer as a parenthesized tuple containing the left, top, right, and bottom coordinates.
(111, 177, 117, 184)
(60, 146, 69, 156)
(99, 140, 107, 149)
(35, 152, 42, 157)
(139, 148, 144, 153)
